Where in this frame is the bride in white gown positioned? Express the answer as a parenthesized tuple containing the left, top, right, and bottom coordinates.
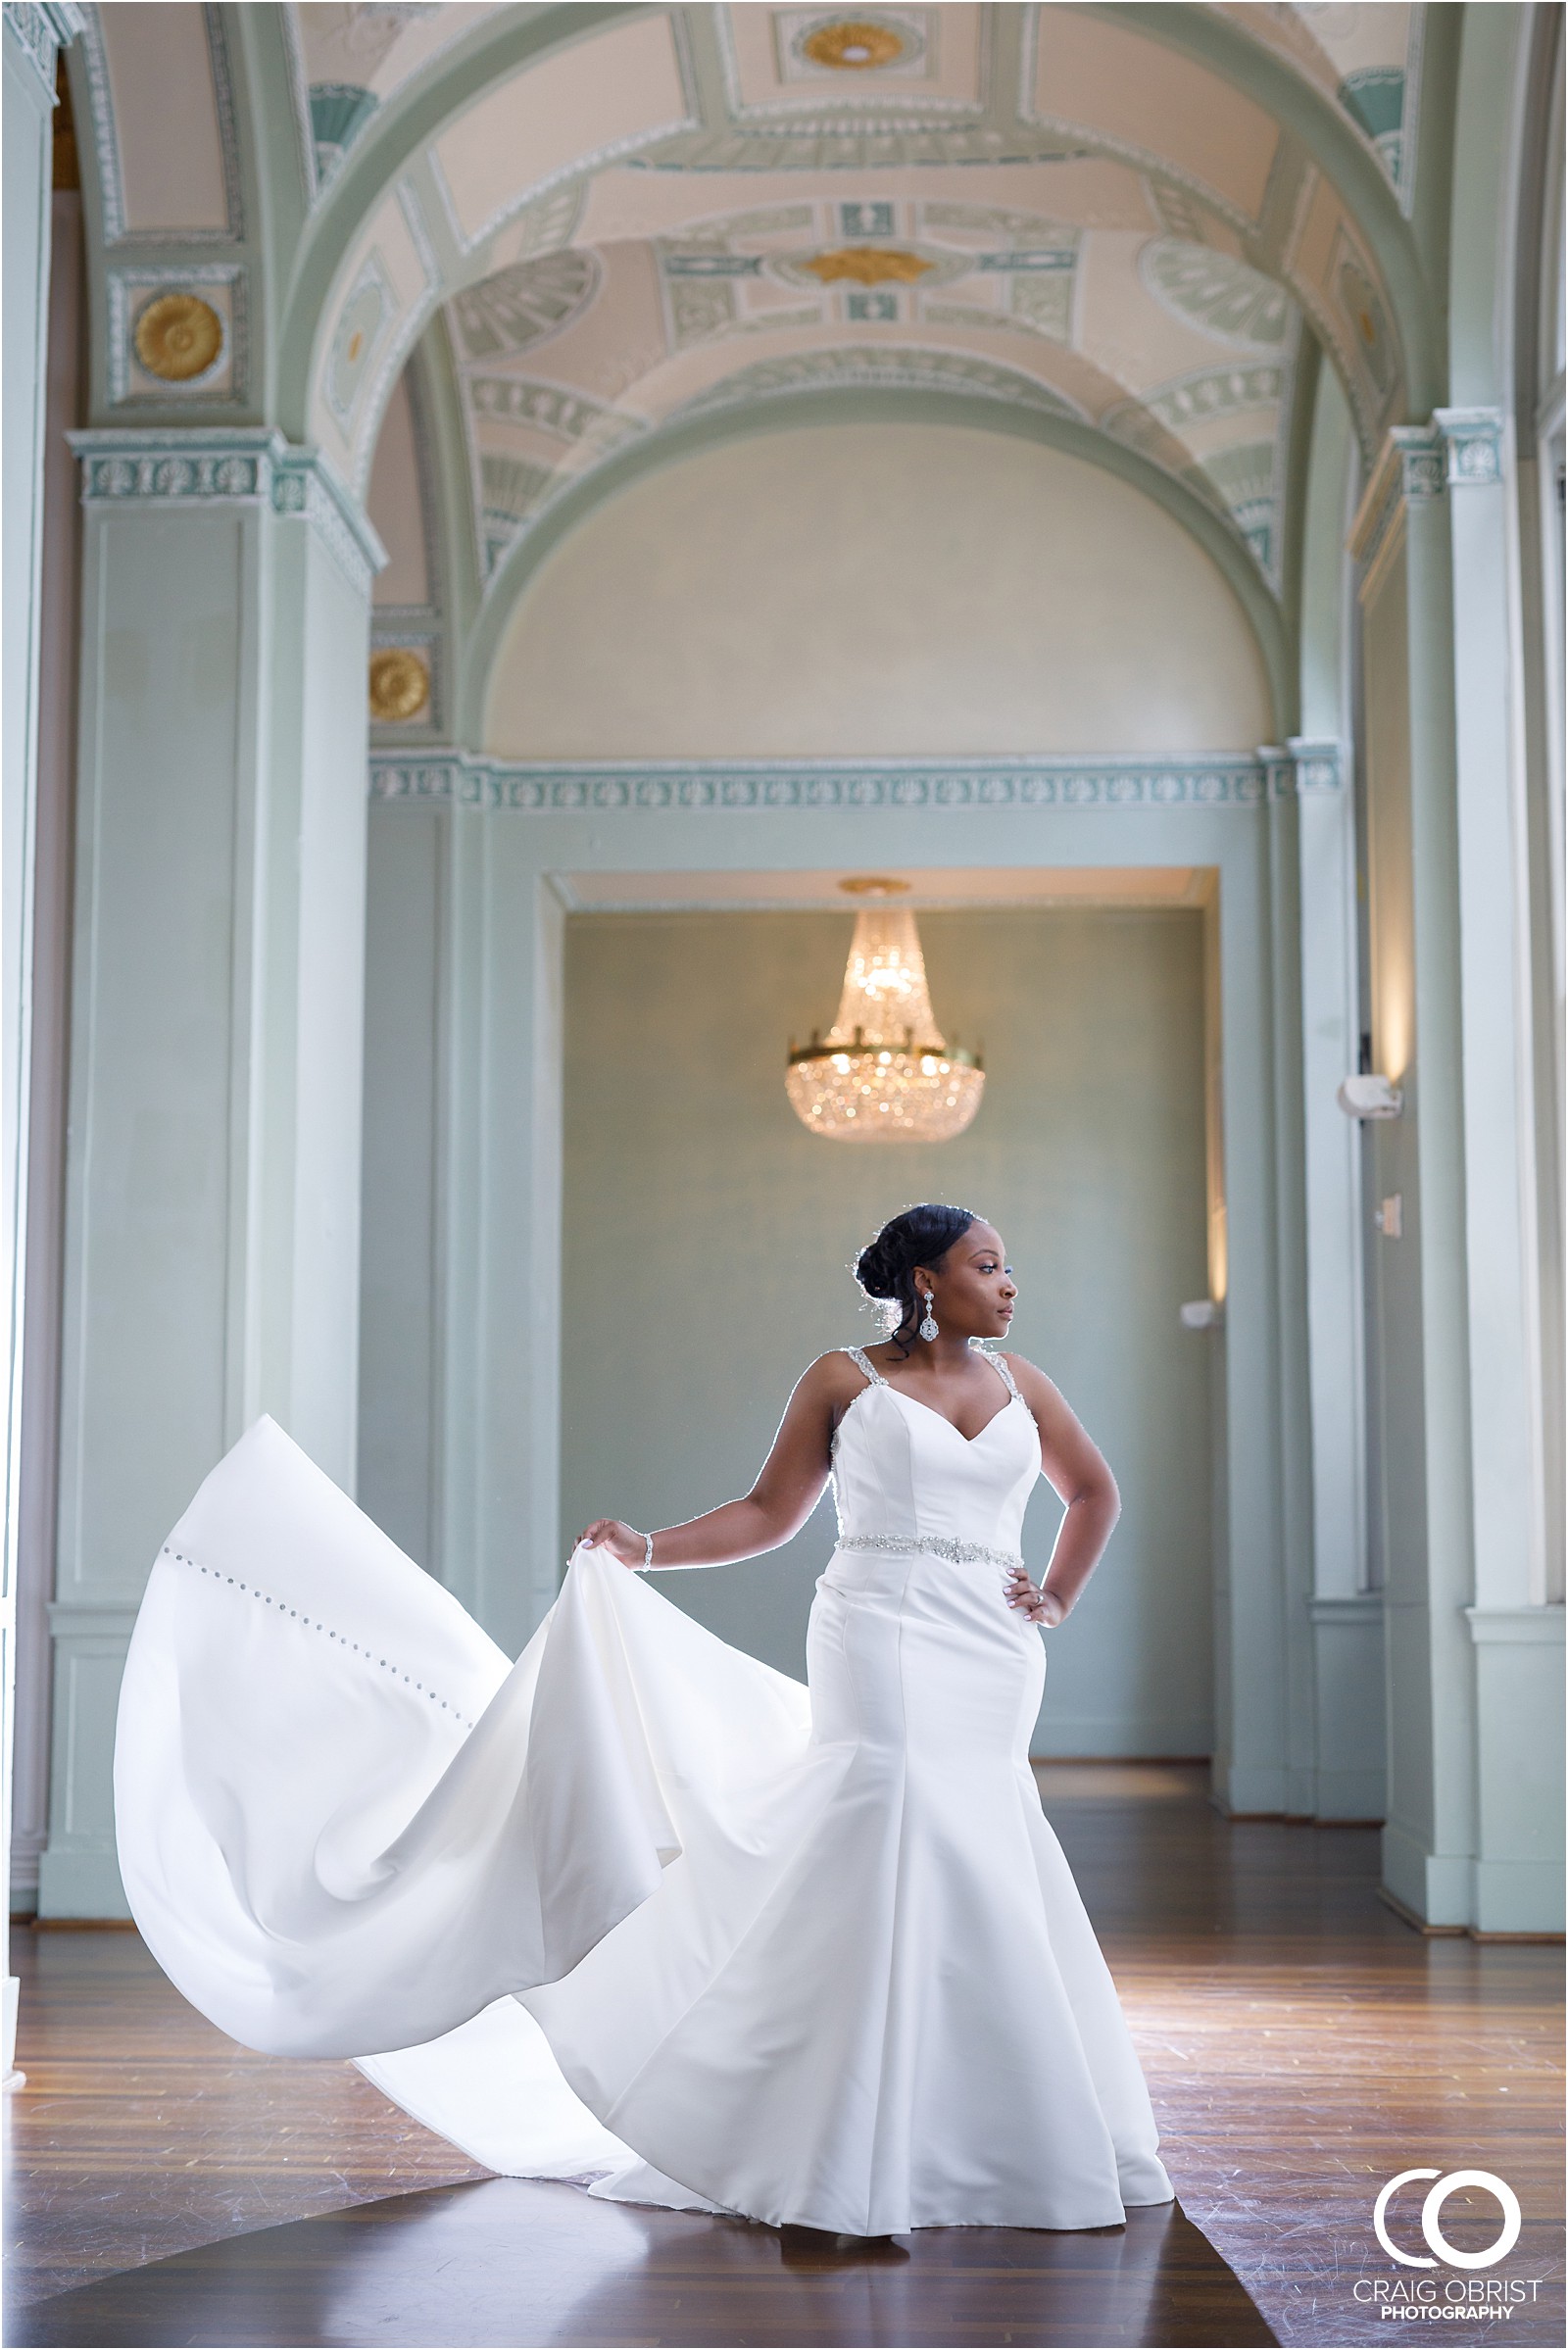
(115, 1203, 1175, 2238)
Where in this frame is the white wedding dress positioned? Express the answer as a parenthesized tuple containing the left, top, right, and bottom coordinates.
(115, 1345, 1174, 2235)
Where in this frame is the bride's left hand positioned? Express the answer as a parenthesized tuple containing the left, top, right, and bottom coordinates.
(1006, 1569, 1063, 1626)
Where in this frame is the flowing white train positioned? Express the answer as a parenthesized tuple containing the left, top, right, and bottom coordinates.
(114, 1347, 1174, 2236)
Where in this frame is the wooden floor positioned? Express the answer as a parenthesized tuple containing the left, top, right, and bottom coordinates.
(5, 1763, 1562, 2348)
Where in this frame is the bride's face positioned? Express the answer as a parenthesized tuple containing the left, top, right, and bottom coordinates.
(925, 1222, 1017, 1340)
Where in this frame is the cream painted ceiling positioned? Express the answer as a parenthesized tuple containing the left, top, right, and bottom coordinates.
(289, 3, 1423, 611)
(76, 2, 1429, 692)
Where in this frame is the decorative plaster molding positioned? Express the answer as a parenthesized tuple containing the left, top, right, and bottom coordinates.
(201, 2, 245, 243)
(671, 343, 1087, 428)
(75, 3, 241, 247)
(72, 8, 124, 238)
(1261, 738, 1346, 799)
(70, 429, 386, 596)
(368, 752, 1270, 813)
(3, 2, 81, 99)
(106, 262, 247, 407)
(1434, 407, 1505, 487)
(72, 427, 275, 503)
(1349, 409, 1507, 591)
(370, 617, 443, 735)
(1348, 422, 1444, 582)
(272, 446, 388, 596)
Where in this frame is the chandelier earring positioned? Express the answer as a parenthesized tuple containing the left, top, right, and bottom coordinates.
(918, 1289, 939, 1343)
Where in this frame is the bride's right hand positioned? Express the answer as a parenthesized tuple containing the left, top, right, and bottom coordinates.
(576, 1518, 646, 1570)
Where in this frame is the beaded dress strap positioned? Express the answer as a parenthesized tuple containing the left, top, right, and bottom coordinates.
(984, 1347, 1022, 1401)
(841, 1346, 888, 1388)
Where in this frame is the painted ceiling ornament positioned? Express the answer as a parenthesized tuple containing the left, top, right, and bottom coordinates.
(450, 249, 600, 364)
(133, 292, 223, 383)
(800, 19, 908, 71)
(1141, 238, 1290, 348)
(799, 246, 933, 286)
(787, 880, 983, 1145)
(368, 648, 430, 724)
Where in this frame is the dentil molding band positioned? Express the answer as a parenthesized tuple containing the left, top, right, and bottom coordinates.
(368, 751, 1330, 813)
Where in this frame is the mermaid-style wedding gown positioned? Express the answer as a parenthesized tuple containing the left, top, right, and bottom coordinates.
(115, 1346, 1173, 2235)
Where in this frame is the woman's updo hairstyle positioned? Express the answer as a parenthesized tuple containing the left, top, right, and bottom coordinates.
(856, 1203, 979, 1355)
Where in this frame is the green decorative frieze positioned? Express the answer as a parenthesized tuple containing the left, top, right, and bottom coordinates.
(369, 754, 1269, 813)
(73, 432, 273, 503)
(71, 430, 385, 595)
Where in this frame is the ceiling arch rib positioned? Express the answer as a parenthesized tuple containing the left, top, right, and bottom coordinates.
(289, 1, 1427, 515)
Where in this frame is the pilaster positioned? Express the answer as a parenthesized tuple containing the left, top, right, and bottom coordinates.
(1266, 739, 1384, 1820)
(1350, 420, 1476, 1926)
(1436, 402, 1564, 1933)
(39, 429, 381, 1915)
(1259, 746, 1316, 1818)
(1349, 410, 1563, 1932)
(2, 0, 81, 2065)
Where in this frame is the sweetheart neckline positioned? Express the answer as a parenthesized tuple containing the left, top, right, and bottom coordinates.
(843, 1382, 1024, 1448)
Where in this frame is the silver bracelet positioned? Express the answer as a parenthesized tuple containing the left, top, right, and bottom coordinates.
(642, 1529, 654, 1571)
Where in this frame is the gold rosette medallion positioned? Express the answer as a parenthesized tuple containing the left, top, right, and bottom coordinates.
(134, 293, 223, 383)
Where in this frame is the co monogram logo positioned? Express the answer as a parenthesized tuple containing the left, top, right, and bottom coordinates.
(1374, 2170, 1523, 2270)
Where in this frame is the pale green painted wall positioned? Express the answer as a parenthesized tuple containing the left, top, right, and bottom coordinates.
(484, 424, 1274, 759)
(560, 906, 1214, 1757)
(359, 808, 442, 1567)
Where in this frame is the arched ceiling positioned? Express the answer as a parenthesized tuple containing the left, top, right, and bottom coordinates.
(290, 3, 1422, 607)
(69, 1, 1436, 729)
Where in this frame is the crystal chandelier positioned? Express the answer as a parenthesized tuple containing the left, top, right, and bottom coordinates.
(786, 879, 984, 1144)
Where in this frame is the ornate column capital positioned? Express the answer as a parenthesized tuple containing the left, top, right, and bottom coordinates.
(1350, 411, 1510, 577)
(1258, 740, 1346, 800)
(1434, 407, 1506, 486)
(1348, 424, 1445, 578)
(271, 448, 388, 598)
(3, 3, 83, 101)
(69, 429, 385, 598)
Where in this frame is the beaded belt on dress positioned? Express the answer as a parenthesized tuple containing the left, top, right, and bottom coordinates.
(836, 1532, 1025, 1574)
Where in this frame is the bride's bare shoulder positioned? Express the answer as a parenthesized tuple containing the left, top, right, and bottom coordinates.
(798, 1348, 869, 1397)
(788, 1349, 887, 1413)
(999, 1351, 1063, 1403)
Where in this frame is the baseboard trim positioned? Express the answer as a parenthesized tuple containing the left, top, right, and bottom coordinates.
(1374, 1884, 1561, 1942)
(1030, 1753, 1212, 1766)
(25, 1916, 139, 1932)
(1378, 1884, 1468, 1935)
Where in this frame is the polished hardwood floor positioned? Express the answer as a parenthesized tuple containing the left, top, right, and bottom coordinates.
(6, 1764, 1562, 2348)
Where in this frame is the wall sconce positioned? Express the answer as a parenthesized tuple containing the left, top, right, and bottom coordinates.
(1179, 1299, 1225, 1330)
(1337, 1074, 1403, 1119)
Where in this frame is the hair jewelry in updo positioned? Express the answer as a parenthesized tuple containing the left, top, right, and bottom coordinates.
(855, 1203, 980, 1355)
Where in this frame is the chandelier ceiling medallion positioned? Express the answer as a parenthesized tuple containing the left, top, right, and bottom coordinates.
(787, 879, 984, 1145)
